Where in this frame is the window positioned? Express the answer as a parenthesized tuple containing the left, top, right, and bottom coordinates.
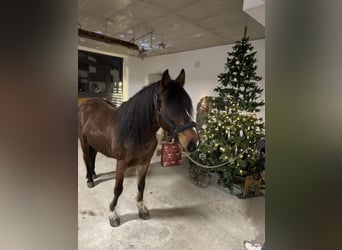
(78, 50, 123, 106)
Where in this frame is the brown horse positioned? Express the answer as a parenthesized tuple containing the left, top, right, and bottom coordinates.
(78, 69, 199, 227)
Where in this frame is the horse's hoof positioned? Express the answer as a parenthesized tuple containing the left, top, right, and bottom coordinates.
(109, 216, 120, 227)
(139, 210, 150, 220)
(87, 181, 95, 188)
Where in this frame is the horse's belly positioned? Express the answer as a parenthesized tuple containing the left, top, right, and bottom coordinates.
(85, 131, 119, 158)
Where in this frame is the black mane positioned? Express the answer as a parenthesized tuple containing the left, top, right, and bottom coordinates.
(115, 82, 159, 150)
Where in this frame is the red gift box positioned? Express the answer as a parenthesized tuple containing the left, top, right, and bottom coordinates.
(161, 143, 182, 166)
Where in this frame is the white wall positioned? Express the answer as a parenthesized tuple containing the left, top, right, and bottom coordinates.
(123, 56, 145, 99)
(128, 39, 265, 120)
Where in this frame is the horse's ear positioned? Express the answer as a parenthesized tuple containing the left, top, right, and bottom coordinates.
(176, 69, 185, 87)
(161, 69, 171, 87)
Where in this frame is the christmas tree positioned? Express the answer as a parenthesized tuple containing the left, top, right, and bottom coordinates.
(189, 27, 265, 191)
(214, 27, 264, 112)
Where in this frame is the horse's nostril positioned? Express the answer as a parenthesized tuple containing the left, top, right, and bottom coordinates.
(187, 140, 197, 152)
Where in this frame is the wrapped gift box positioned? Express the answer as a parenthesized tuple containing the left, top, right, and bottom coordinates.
(161, 143, 182, 167)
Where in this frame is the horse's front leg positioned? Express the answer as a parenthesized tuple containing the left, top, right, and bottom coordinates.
(136, 164, 150, 219)
(108, 160, 126, 227)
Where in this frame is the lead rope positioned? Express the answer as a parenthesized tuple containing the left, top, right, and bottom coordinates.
(181, 148, 249, 169)
(180, 147, 248, 188)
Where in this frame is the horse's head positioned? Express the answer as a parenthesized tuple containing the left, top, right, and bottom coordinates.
(155, 69, 200, 152)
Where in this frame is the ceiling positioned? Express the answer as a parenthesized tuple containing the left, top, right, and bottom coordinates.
(78, 0, 265, 57)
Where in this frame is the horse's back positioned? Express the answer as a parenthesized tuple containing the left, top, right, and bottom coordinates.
(79, 98, 116, 110)
(78, 99, 116, 125)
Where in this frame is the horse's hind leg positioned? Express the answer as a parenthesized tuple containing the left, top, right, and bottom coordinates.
(136, 164, 150, 220)
(89, 147, 98, 179)
(80, 140, 96, 188)
(108, 160, 126, 227)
